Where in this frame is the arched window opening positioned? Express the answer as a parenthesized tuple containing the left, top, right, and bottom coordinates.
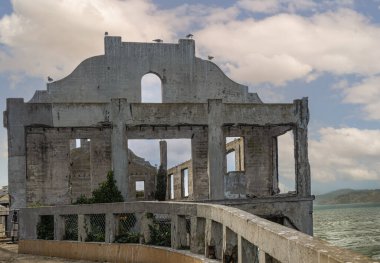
(141, 73, 162, 103)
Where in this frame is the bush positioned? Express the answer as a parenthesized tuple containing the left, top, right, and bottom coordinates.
(73, 171, 124, 204)
(37, 215, 54, 240)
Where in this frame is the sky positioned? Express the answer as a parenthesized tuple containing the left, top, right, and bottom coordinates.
(0, 0, 379, 195)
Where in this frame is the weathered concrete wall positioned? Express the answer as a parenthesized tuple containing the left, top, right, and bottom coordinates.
(19, 240, 218, 263)
(25, 127, 156, 205)
(29, 37, 260, 104)
(167, 160, 192, 200)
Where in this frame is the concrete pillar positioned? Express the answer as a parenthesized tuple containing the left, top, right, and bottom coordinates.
(223, 226, 238, 262)
(140, 213, 153, 244)
(190, 217, 205, 254)
(18, 210, 39, 240)
(54, 215, 65, 240)
(205, 219, 223, 260)
(294, 98, 311, 197)
(78, 214, 87, 242)
(207, 99, 225, 200)
(171, 215, 187, 249)
(105, 213, 115, 243)
(238, 235, 259, 263)
(244, 128, 273, 197)
(6, 100, 27, 209)
(111, 98, 129, 200)
(159, 140, 167, 171)
(191, 131, 209, 200)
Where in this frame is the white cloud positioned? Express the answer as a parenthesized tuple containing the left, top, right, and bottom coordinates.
(341, 76, 380, 120)
(237, 0, 353, 14)
(276, 127, 380, 184)
(195, 9, 380, 86)
(0, 0, 183, 79)
(237, 0, 317, 14)
(311, 127, 380, 182)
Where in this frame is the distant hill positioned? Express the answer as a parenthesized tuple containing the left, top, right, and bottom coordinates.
(315, 189, 380, 205)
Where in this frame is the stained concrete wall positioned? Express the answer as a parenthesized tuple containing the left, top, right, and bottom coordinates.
(25, 127, 156, 206)
(29, 37, 261, 104)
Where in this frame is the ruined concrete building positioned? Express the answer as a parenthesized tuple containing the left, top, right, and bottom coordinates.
(3, 36, 313, 234)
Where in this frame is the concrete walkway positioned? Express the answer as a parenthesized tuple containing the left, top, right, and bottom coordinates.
(0, 241, 98, 263)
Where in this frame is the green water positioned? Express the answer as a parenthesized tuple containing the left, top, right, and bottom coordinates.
(313, 202, 380, 260)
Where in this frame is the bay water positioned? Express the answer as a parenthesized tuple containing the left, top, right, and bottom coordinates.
(313, 202, 380, 260)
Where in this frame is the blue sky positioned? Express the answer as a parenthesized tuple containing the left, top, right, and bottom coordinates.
(0, 0, 379, 194)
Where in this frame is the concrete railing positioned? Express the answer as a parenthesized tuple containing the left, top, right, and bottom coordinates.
(19, 202, 375, 263)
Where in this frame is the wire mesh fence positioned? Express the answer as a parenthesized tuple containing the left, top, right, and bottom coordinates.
(114, 213, 140, 243)
(62, 214, 78, 241)
(85, 214, 105, 242)
(147, 213, 171, 247)
(37, 215, 54, 240)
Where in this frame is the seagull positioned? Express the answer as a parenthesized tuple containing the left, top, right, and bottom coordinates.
(208, 56, 214, 60)
(153, 39, 163, 43)
(186, 34, 193, 39)
(105, 32, 108, 36)
(47, 76, 53, 82)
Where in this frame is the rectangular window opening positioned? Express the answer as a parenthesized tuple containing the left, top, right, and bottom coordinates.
(136, 181, 145, 199)
(181, 168, 189, 198)
(277, 131, 296, 194)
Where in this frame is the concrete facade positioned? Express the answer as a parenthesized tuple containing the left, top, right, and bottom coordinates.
(4, 36, 313, 234)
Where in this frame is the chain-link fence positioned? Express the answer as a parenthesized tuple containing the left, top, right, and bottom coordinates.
(147, 213, 171, 247)
(63, 214, 78, 241)
(85, 214, 105, 242)
(114, 213, 140, 243)
(37, 215, 54, 240)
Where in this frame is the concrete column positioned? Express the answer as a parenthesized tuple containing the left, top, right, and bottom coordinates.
(54, 215, 65, 240)
(205, 219, 223, 260)
(19, 210, 39, 240)
(238, 235, 259, 263)
(191, 131, 209, 200)
(294, 98, 311, 197)
(78, 214, 87, 242)
(223, 226, 238, 262)
(244, 128, 273, 197)
(207, 99, 225, 200)
(159, 140, 167, 171)
(6, 99, 27, 209)
(111, 98, 129, 200)
(105, 213, 115, 243)
(171, 215, 187, 249)
(140, 213, 153, 244)
(190, 217, 205, 254)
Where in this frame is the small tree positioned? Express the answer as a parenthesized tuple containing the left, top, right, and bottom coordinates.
(73, 171, 124, 204)
(154, 165, 167, 201)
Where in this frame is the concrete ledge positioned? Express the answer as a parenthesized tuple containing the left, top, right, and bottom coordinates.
(19, 240, 218, 263)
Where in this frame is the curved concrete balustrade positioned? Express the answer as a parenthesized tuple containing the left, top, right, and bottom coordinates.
(19, 202, 376, 263)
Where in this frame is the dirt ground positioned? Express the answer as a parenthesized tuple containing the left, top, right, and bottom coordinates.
(0, 241, 98, 263)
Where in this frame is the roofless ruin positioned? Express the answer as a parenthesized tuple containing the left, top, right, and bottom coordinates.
(4, 36, 312, 234)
